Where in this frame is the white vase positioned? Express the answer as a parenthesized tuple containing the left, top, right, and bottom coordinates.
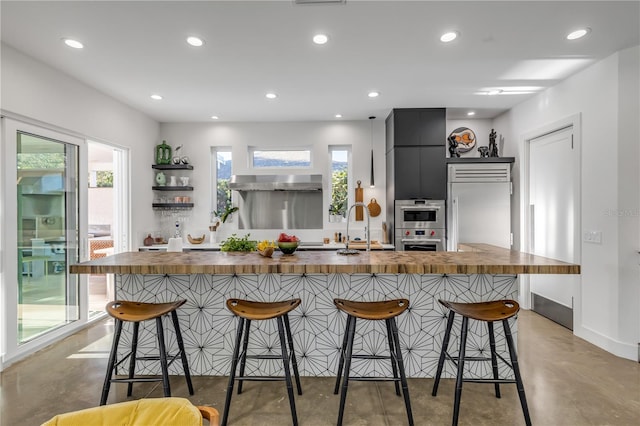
(210, 231, 217, 244)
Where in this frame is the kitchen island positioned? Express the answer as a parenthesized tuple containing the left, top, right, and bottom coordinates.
(71, 245, 578, 378)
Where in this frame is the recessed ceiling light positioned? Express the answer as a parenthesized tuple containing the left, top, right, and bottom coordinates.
(440, 31, 459, 43)
(150, 94, 163, 100)
(567, 28, 591, 40)
(187, 36, 205, 47)
(335, 114, 342, 118)
(313, 34, 329, 45)
(368, 91, 380, 98)
(467, 111, 476, 116)
(265, 93, 278, 99)
(62, 38, 84, 49)
(487, 89, 503, 96)
(211, 115, 219, 120)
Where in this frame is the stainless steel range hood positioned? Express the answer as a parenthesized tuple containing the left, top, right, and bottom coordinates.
(229, 174, 322, 191)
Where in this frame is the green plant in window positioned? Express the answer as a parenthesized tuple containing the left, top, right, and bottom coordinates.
(331, 168, 348, 216)
(212, 202, 239, 224)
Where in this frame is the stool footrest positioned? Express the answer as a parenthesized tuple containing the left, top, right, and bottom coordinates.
(352, 354, 392, 360)
(236, 376, 286, 382)
(348, 376, 400, 382)
(464, 378, 517, 384)
(244, 354, 287, 360)
(111, 377, 163, 384)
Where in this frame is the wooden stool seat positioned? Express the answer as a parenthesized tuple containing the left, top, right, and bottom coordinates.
(334, 298, 409, 321)
(222, 298, 302, 426)
(106, 300, 186, 322)
(432, 299, 531, 426)
(226, 298, 301, 320)
(438, 299, 519, 322)
(101, 299, 193, 406)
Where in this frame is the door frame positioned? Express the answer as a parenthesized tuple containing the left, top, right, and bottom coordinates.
(519, 113, 582, 324)
(1, 115, 89, 368)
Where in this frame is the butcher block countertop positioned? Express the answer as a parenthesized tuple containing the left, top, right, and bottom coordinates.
(70, 244, 580, 275)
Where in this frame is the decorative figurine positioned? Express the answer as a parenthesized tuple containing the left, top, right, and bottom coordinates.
(489, 129, 499, 157)
(448, 134, 460, 158)
(478, 146, 489, 158)
(172, 145, 183, 165)
(155, 140, 172, 165)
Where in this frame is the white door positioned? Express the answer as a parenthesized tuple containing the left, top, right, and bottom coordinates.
(529, 126, 579, 327)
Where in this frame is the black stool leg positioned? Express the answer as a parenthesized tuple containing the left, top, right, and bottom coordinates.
(389, 317, 414, 426)
(237, 319, 251, 394)
(452, 316, 469, 426)
(503, 319, 532, 426)
(386, 318, 401, 396)
(336, 315, 356, 426)
(334, 314, 353, 394)
(126, 321, 140, 397)
(171, 310, 194, 395)
(155, 316, 171, 397)
(487, 321, 501, 398)
(277, 316, 299, 426)
(221, 316, 245, 426)
(284, 313, 303, 395)
(432, 310, 455, 396)
(101, 318, 123, 405)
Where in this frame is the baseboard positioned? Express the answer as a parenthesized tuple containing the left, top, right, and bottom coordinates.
(532, 293, 573, 330)
(574, 324, 639, 362)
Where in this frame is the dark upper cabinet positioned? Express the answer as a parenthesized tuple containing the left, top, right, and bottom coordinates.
(391, 146, 446, 200)
(386, 108, 446, 148)
(385, 108, 447, 201)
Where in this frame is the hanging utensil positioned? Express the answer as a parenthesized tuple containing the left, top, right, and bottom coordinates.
(355, 180, 363, 221)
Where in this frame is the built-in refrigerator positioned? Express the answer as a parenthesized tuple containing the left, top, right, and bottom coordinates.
(447, 162, 512, 251)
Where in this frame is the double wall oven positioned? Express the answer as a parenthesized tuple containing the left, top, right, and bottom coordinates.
(395, 199, 446, 251)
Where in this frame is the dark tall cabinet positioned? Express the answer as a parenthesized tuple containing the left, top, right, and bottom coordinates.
(385, 108, 447, 244)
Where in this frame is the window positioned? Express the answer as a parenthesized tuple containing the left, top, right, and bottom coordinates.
(250, 148, 311, 168)
(212, 148, 232, 218)
(329, 147, 350, 221)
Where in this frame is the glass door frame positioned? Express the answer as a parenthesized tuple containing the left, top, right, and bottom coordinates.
(1, 117, 89, 367)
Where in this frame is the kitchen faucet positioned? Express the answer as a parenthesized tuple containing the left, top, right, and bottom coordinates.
(344, 202, 370, 252)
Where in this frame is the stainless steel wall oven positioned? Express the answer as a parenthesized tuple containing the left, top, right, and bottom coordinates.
(395, 199, 446, 251)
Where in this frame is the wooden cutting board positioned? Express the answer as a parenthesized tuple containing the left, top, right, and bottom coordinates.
(355, 180, 363, 221)
(348, 242, 383, 250)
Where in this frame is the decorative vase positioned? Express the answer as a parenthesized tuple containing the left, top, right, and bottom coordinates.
(155, 140, 172, 165)
(155, 172, 166, 186)
(210, 231, 217, 244)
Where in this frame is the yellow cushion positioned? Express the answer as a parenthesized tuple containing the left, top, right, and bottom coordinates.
(41, 397, 202, 426)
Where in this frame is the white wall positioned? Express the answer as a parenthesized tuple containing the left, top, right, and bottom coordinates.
(493, 46, 640, 360)
(158, 121, 387, 243)
(0, 43, 159, 367)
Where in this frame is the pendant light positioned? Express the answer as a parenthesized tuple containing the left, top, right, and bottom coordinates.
(369, 116, 375, 188)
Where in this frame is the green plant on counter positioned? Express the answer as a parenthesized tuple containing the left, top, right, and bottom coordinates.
(220, 233, 257, 252)
(212, 202, 239, 224)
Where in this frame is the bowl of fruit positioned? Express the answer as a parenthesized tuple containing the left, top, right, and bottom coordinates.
(277, 233, 300, 255)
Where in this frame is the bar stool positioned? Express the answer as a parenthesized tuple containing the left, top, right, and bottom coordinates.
(333, 298, 414, 426)
(222, 298, 302, 426)
(431, 299, 531, 426)
(101, 300, 194, 406)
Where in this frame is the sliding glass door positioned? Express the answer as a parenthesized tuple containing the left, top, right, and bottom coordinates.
(16, 131, 80, 342)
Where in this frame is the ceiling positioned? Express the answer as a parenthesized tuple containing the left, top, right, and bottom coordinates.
(1, 1, 638, 122)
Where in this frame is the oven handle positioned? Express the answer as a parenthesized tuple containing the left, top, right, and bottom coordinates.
(401, 238, 442, 243)
(399, 206, 441, 210)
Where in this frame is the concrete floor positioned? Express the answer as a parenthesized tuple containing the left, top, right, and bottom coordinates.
(1, 310, 639, 425)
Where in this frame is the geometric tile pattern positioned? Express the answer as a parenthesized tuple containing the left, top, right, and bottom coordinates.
(114, 273, 518, 379)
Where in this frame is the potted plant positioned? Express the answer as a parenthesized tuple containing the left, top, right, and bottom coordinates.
(212, 203, 239, 225)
